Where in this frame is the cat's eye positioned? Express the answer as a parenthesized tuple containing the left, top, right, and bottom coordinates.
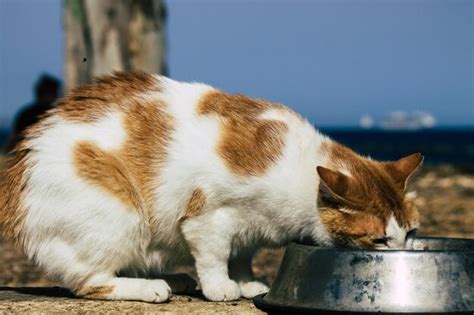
(372, 238, 388, 245)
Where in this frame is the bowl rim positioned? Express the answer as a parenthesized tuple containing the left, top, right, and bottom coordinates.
(293, 236, 474, 253)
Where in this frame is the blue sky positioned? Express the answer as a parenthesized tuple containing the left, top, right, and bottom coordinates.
(0, 0, 472, 127)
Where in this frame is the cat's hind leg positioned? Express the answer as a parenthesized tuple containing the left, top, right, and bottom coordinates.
(31, 230, 174, 303)
(29, 235, 173, 303)
(74, 274, 172, 302)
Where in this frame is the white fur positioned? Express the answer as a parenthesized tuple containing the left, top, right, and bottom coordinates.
(385, 215, 407, 249)
(16, 76, 338, 302)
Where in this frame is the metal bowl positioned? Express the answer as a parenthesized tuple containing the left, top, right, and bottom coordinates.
(254, 237, 473, 314)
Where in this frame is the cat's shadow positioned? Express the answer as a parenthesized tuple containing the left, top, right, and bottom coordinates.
(0, 286, 75, 300)
(0, 286, 205, 302)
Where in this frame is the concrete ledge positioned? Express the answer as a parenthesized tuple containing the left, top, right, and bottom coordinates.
(0, 287, 263, 314)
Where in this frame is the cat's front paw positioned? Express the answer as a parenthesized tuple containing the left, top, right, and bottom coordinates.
(202, 279, 241, 301)
(239, 281, 269, 299)
(142, 279, 172, 303)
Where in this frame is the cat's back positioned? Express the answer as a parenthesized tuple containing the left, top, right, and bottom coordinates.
(0, 71, 311, 247)
(13, 71, 304, 190)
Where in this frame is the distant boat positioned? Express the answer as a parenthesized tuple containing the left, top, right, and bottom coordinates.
(360, 111, 436, 130)
(381, 111, 436, 130)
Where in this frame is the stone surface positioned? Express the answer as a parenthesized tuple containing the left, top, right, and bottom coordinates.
(0, 287, 263, 314)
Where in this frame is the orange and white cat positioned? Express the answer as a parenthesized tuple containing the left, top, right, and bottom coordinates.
(0, 72, 422, 303)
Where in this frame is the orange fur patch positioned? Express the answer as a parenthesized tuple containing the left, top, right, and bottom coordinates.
(0, 112, 59, 245)
(54, 71, 160, 123)
(198, 91, 288, 176)
(75, 285, 114, 299)
(319, 208, 386, 248)
(118, 100, 174, 230)
(74, 141, 141, 210)
(0, 150, 30, 245)
(70, 104, 173, 231)
(60, 72, 174, 231)
(181, 188, 206, 221)
(320, 209, 386, 236)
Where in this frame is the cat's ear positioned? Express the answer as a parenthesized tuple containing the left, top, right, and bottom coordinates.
(382, 153, 423, 192)
(317, 166, 349, 197)
(316, 166, 357, 207)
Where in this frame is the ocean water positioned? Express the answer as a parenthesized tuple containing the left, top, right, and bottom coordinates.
(1, 128, 473, 166)
(321, 128, 474, 166)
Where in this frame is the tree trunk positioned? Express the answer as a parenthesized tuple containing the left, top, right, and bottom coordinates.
(64, 0, 167, 90)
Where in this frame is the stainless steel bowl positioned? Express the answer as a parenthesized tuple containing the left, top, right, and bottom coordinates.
(254, 237, 474, 314)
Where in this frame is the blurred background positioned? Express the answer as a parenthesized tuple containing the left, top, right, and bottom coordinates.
(0, 0, 472, 300)
(0, 0, 473, 163)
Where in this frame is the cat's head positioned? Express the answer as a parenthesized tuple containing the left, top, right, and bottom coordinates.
(317, 144, 423, 249)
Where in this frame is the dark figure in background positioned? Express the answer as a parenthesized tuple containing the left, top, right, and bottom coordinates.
(4, 75, 61, 153)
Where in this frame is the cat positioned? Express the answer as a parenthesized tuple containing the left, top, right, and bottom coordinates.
(0, 71, 422, 303)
